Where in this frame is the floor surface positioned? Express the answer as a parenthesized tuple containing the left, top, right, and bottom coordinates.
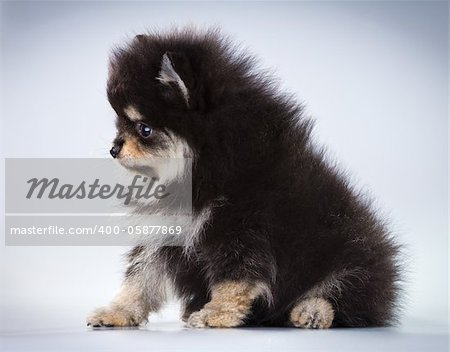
(1, 320, 448, 352)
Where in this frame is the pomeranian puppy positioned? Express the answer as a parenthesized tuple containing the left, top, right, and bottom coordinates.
(87, 28, 402, 329)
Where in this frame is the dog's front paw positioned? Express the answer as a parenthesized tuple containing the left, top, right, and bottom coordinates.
(86, 306, 140, 327)
(290, 297, 334, 329)
(186, 308, 246, 328)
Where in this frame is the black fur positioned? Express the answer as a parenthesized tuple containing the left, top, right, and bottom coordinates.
(108, 28, 403, 327)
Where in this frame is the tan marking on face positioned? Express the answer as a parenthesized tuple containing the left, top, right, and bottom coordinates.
(290, 297, 334, 329)
(124, 105, 144, 122)
(120, 134, 147, 159)
(186, 281, 268, 328)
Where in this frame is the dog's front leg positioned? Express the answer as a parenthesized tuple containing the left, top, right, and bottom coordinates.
(87, 247, 167, 327)
(186, 281, 267, 328)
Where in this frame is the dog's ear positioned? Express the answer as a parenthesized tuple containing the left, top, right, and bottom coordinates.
(156, 52, 194, 109)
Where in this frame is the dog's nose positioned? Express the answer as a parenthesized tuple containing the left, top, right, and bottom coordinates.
(110, 145, 121, 158)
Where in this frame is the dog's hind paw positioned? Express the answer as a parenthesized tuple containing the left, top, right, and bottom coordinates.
(290, 297, 334, 329)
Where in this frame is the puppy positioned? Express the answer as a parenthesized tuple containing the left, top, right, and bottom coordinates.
(87, 28, 402, 329)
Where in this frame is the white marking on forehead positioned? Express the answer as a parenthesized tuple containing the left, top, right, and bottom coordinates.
(124, 105, 144, 122)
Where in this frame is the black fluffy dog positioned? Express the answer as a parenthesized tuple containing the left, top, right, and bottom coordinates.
(87, 28, 402, 329)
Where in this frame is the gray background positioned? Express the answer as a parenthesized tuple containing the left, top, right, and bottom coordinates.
(0, 1, 448, 351)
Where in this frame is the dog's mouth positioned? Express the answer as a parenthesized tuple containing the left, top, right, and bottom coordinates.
(117, 155, 153, 170)
(113, 147, 188, 186)
(118, 156, 169, 187)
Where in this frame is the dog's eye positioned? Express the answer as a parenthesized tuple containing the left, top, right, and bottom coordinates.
(137, 123, 152, 138)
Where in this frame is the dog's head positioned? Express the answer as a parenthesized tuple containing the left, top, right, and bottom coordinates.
(107, 30, 248, 177)
(108, 38, 192, 174)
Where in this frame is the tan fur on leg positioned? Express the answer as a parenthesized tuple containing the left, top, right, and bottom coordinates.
(186, 281, 269, 328)
(87, 252, 169, 328)
(290, 297, 334, 329)
(87, 281, 153, 327)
